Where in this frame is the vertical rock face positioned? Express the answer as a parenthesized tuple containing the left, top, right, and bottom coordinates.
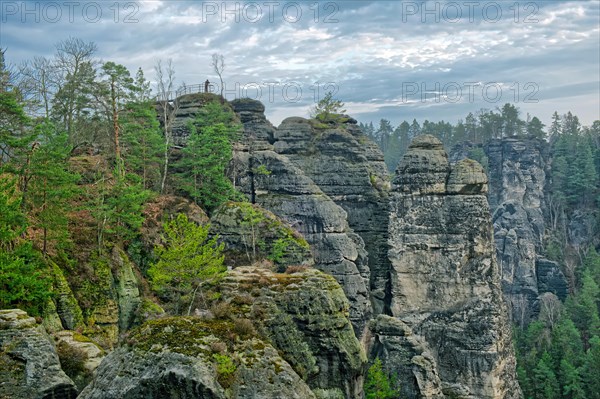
(0, 309, 78, 399)
(274, 117, 391, 315)
(378, 136, 521, 399)
(484, 137, 567, 324)
(229, 99, 372, 334)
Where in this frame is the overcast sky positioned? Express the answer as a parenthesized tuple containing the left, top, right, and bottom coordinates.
(1, 0, 599, 127)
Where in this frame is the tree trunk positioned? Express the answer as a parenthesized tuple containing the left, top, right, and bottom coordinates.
(111, 79, 121, 171)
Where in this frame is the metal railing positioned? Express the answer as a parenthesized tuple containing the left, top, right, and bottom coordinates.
(153, 83, 214, 102)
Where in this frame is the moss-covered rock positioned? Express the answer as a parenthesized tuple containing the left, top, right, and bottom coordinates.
(210, 202, 312, 271)
(112, 248, 141, 331)
(80, 266, 366, 398)
(53, 330, 105, 391)
(79, 315, 315, 399)
(220, 266, 367, 398)
(50, 261, 84, 331)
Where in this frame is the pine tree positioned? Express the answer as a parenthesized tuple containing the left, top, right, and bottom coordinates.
(0, 176, 26, 251)
(25, 121, 80, 255)
(573, 139, 598, 206)
(566, 271, 600, 342)
(0, 176, 52, 316)
(0, 244, 52, 316)
(96, 62, 134, 169)
(311, 91, 346, 123)
(364, 358, 400, 399)
(104, 173, 150, 245)
(132, 67, 152, 101)
(550, 317, 584, 368)
(121, 100, 164, 190)
(148, 213, 225, 315)
(559, 358, 586, 399)
(562, 112, 581, 136)
(409, 118, 421, 139)
(527, 116, 546, 139)
(174, 100, 241, 211)
(549, 111, 562, 139)
(500, 103, 524, 137)
(177, 123, 238, 210)
(376, 119, 393, 153)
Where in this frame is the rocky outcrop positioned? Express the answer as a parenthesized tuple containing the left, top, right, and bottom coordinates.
(159, 92, 227, 147)
(53, 330, 105, 390)
(376, 136, 521, 399)
(536, 258, 568, 300)
(484, 137, 566, 325)
(79, 266, 366, 399)
(450, 137, 571, 325)
(50, 261, 85, 331)
(229, 99, 372, 334)
(274, 117, 391, 315)
(76, 248, 142, 349)
(0, 309, 78, 399)
(221, 266, 366, 398)
(209, 202, 313, 270)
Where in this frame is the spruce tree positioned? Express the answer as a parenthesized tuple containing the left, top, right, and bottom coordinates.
(25, 121, 80, 255)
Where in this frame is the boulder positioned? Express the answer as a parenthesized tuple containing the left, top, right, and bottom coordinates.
(0, 309, 78, 399)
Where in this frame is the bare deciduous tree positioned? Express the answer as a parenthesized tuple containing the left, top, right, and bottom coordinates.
(539, 292, 563, 330)
(155, 59, 178, 194)
(211, 53, 225, 99)
(19, 56, 58, 118)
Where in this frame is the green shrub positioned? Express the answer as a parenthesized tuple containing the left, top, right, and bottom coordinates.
(213, 353, 237, 387)
(0, 245, 52, 316)
(364, 357, 400, 399)
(148, 213, 226, 315)
(56, 341, 88, 378)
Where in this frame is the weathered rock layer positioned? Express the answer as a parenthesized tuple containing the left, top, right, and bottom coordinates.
(0, 309, 78, 399)
(229, 99, 372, 334)
(376, 136, 521, 399)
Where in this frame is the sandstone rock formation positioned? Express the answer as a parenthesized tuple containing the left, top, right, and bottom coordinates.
(450, 137, 570, 325)
(486, 138, 548, 323)
(229, 99, 372, 334)
(274, 116, 391, 315)
(52, 330, 105, 390)
(375, 136, 521, 399)
(0, 309, 78, 399)
(158, 96, 524, 397)
(485, 138, 566, 324)
(79, 266, 366, 399)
